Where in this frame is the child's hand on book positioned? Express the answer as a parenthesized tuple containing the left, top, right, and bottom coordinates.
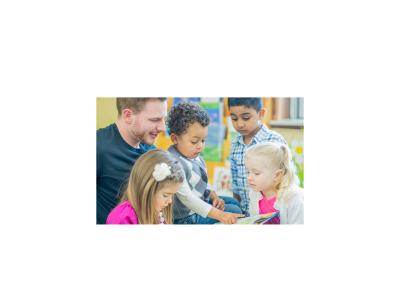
(220, 212, 245, 224)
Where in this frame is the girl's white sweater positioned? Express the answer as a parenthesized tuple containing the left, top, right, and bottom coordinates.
(248, 187, 304, 224)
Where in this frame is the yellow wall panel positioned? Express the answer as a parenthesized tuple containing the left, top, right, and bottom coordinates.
(96, 98, 117, 130)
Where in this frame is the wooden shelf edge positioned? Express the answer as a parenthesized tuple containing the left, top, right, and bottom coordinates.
(269, 119, 304, 129)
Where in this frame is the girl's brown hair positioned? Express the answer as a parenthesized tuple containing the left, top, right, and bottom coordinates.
(121, 149, 184, 224)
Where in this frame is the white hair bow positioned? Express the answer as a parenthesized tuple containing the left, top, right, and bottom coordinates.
(152, 162, 172, 181)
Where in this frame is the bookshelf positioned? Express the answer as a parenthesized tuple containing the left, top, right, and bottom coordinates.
(262, 97, 304, 187)
(264, 97, 304, 129)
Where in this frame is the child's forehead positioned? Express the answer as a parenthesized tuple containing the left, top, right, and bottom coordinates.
(159, 181, 181, 192)
(229, 105, 258, 114)
(184, 121, 208, 135)
(246, 155, 273, 168)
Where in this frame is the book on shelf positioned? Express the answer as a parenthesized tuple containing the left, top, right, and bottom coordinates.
(273, 97, 304, 121)
(270, 97, 304, 128)
(290, 98, 299, 119)
(298, 98, 304, 119)
(201, 124, 224, 161)
(199, 98, 225, 162)
(212, 166, 233, 197)
(273, 98, 290, 120)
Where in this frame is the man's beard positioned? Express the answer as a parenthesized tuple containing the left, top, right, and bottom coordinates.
(131, 129, 146, 144)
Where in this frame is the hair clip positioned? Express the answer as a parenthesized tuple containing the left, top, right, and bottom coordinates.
(152, 162, 172, 181)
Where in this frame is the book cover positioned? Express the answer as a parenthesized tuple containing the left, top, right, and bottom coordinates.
(199, 99, 225, 162)
(217, 212, 280, 224)
(236, 212, 280, 224)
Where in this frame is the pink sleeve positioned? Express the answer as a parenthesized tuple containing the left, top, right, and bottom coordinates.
(106, 202, 139, 224)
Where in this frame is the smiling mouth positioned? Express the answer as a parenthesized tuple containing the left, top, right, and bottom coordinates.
(149, 133, 158, 138)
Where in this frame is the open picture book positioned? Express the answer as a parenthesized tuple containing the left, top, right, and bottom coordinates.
(217, 211, 280, 224)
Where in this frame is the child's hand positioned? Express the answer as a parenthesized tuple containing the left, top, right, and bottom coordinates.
(212, 197, 225, 210)
(220, 212, 245, 224)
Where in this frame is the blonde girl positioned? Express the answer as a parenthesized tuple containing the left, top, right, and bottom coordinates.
(106, 149, 184, 224)
(244, 142, 304, 224)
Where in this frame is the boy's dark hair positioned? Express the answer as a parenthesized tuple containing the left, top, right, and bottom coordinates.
(167, 102, 210, 135)
(227, 98, 262, 112)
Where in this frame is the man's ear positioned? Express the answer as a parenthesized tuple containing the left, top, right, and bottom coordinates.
(170, 133, 178, 144)
(121, 108, 134, 124)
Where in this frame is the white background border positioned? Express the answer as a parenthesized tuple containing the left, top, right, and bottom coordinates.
(1, 1, 399, 299)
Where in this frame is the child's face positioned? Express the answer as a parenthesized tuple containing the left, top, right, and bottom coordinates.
(172, 122, 208, 159)
(229, 106, 264, 138)
(154, 181, 181, 212)
(245, 156, 282, 193)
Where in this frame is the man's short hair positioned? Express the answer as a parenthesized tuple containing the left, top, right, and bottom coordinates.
(227, 98, 262, 112)
(116, 98, 167, 116)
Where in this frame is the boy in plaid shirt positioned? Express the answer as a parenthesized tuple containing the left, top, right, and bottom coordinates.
(228, 98, 288, 214)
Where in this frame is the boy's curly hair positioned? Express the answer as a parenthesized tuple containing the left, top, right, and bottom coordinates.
(166, 102, 210, 135)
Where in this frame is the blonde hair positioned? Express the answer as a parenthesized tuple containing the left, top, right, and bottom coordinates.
(121, 149, 184, 224)
(245, 142, 299, 205)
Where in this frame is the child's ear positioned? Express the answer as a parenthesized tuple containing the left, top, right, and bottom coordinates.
(274, 169, 284, 181)
(258, 108, 265, 119)
(170, 133, 178, 144)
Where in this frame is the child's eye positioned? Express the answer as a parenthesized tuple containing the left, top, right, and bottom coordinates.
(242, 117, 250, 121)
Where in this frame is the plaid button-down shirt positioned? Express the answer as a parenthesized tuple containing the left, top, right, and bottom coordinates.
(229, 124, 287, 213)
